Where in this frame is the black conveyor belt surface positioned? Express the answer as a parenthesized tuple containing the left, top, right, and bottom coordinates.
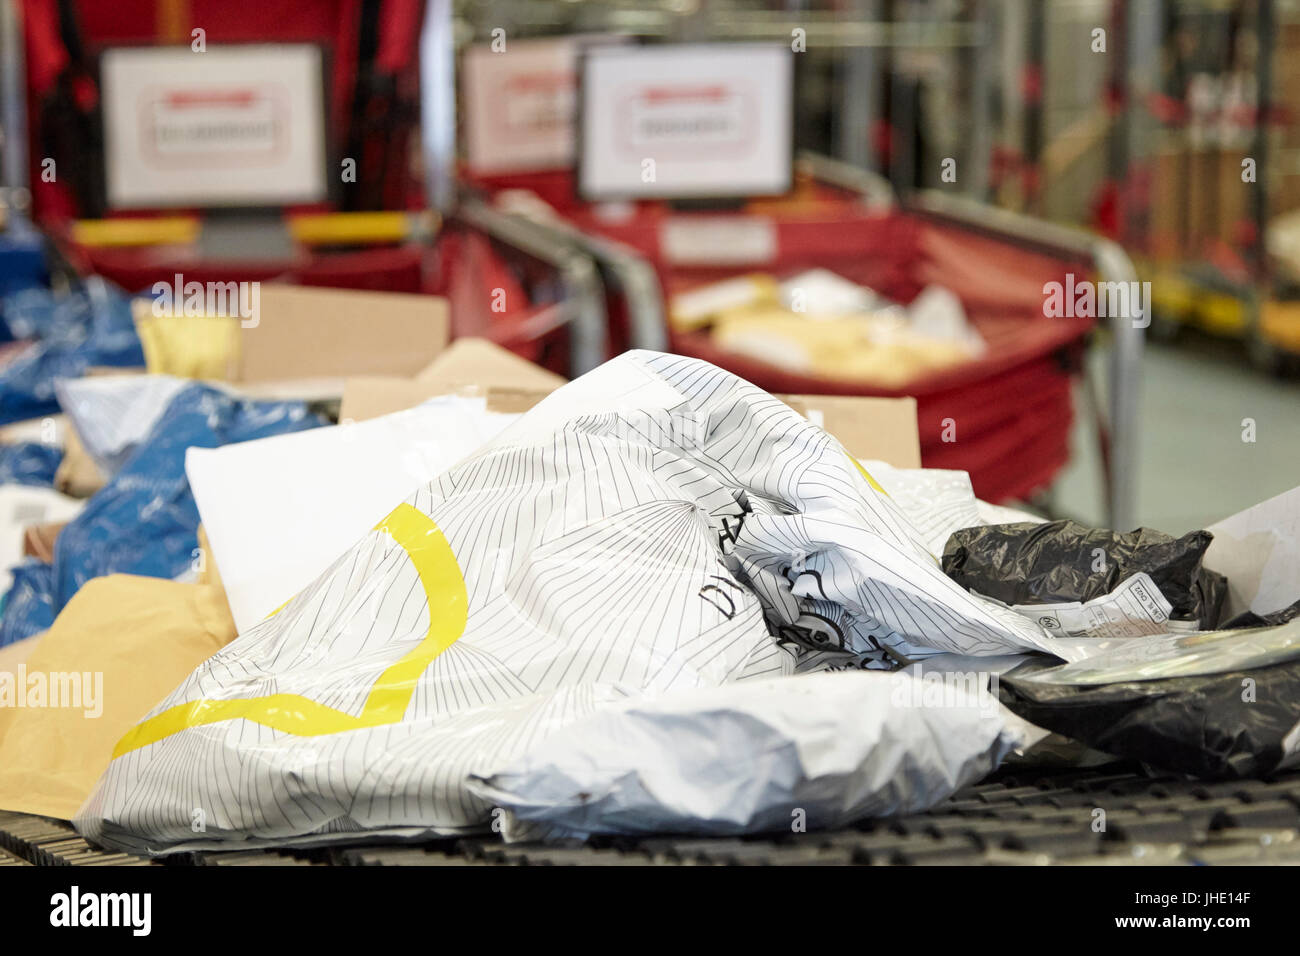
(5, 766, 1299, 866)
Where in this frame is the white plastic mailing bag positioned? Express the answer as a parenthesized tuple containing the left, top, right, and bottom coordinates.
(55, 374, 189, 477)
(186, 395, 518, 632)
(470, 669, 1017, 842)
(0, 485, 84, 595)
(77, 351, 1058, 853)
(859, 459, 982, 557)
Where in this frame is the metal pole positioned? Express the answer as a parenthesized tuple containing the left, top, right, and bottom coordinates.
(456, 199, 609, 376)
(0, 0, 31, 211)
(910, 188, 1143, 530)
(967, 0, 993, 199)
(1253, 0, 1275, 277)
(1023, 0, 1045, 214)
(419, 0, 455, 214)
(836, 0, 882, 171)
(1097, 238, 1143, 532)
(1107, 0, 1130, 245)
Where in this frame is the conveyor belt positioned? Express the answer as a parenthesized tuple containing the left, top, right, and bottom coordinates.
(4, 766, 1299, 865)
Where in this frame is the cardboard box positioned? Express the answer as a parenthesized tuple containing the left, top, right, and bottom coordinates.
(342, 339, 920, 467)
(340, 338, 567, 421)
(1149, 145, 1187, 261)
(53, 285, 453, 489)
(346, 386, 919, 474)
(1276, 25, 1300, 150)
(1185, 148, 1219, 257)
(133, 283, 450, 392)
(1217, 149, 1249, 247)
(243, 284, 449, 382)
(780, 394, 921, 468)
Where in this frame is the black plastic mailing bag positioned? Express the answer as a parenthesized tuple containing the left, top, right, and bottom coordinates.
(1223, 597, 1300, 630)
(998, 619, 1300, 779)
(942, 520, 1227, 633)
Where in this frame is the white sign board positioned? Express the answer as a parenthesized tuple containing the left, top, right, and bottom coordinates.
(101, 44, 328, 209)
(462, 37, 581, 174)
(579, 43, 793, 200)
(660, 215, 778, 265)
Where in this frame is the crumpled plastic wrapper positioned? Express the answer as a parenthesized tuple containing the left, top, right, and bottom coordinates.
(942, 520, 1228, 633)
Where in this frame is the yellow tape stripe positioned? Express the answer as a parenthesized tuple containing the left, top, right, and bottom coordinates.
(112, 504, 467, 758)
(849, 455, 887, 495)
(363, 505, 468, 716)
(263, 597, 292, 621)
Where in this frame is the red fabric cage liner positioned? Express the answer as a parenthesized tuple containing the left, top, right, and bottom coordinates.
(467, 170, 1096, 502)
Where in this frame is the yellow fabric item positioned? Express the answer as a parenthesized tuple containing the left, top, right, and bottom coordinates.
(667, 275, 781, 332)
(0, 634, 41, 676)
(0, 575, 238, 820)
(711, 311, 972, 388)
(134, 301, 242, 380)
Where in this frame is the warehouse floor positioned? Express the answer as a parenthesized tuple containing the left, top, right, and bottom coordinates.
(1057, 335, 1300, 533)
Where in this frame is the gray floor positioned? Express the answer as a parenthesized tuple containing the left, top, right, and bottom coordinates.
(1054, 333, 1300, 533)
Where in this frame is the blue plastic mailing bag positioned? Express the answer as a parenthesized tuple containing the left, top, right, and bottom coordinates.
(0, 279, 144, 425)
(49, 384, 326, 614)
(0, 561, 56, 647)
(0, 442, 62, 487)
(0, 217, 49, 340)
